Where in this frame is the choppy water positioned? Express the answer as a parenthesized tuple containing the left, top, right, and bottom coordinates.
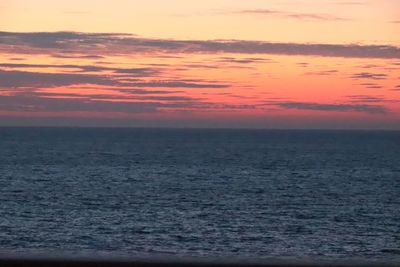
(0, 127, 399, 262)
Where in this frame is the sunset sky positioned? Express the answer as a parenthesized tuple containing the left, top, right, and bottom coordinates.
(1, 0, 399, 129)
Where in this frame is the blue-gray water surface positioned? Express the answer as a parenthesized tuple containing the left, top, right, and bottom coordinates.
(0, 127, 399, 262)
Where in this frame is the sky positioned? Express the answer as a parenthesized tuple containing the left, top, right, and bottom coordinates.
(0, 0, 399, 129)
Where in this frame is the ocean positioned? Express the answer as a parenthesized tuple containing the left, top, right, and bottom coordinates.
(0, 127, 399, 262)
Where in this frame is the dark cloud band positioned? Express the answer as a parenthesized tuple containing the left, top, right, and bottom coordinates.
(1, 31, 399, 59)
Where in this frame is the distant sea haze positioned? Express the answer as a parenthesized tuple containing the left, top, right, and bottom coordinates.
(0, 128, 399, 262)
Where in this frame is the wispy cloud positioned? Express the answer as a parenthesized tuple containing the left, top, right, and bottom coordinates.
(330, 1, 366, 5)
(359, 83, 384, 89)
(351, 72, 387, 80)
(346, 95, 384, 103)
(51, 54, 104, 59)
(216, 57, 273, 64)
(0, 70, 120, 88)
(297, 62, 310, 68)
(305, 70, 338, 76)
(0, 90, 252, 115)
(235, 9, 348, 21)
(127, 81, 229, 89)
(1, 31, 400, 59)
(0, 94, 162, 113)
(275, 101, 387, 114)
(0, 63, 157, 76)
(0, 69, 230, 93)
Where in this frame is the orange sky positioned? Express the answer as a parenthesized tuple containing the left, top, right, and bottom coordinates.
(0, 0, 399, 129)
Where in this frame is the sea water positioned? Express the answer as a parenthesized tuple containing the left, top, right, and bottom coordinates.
(0, 127, 399, 262)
